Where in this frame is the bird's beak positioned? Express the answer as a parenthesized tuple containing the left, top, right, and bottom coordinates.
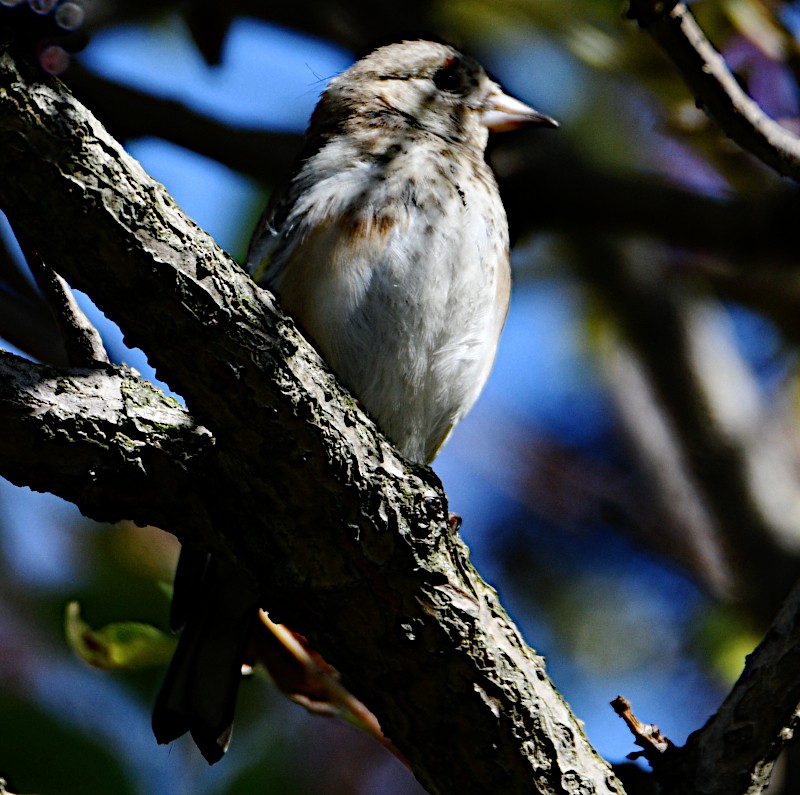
(481, 83, 559, 133)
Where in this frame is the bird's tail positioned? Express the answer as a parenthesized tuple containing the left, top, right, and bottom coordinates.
(152, 548, 259, 764)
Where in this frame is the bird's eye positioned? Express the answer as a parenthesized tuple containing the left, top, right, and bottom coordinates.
(433, 58, 466, 94)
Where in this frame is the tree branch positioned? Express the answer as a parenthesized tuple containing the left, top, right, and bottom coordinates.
(0, 41, 621, 795)
(666, 577, 800, 794)
(609, 575, 800, 794)
(64, 59, 303, 185)
(0, 233, 71, 366)
(628, 0, 800, 182)
(19, 238, 110, 367)
(572, 236, 800, 612)
(81, 0, 436, 53)
(0, 351, 214, 532)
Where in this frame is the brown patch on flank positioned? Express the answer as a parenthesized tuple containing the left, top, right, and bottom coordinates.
(347, 209, 397, 240)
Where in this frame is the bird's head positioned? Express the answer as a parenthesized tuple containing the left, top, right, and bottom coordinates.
(313, 40, 557, 151)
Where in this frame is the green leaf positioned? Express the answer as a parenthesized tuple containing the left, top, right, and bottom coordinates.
(64, 601, 176, 670)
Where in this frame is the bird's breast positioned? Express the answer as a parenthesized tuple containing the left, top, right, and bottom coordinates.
(271, 142, 510, 463)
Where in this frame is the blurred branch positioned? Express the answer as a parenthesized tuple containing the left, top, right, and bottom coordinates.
(64, 60, 303, 185)
(83, 0, 437, 52)
(0, 226, 40, 300)
(601, 334, 734, 594)
(501, 139, 800, 345)
(0, 287, 68, 366)
(628, 0, 800, 182)
(0, 41, 620, 795)
(0, 233, 70, 366)
(696, 260, 800, 344)
(575, 237, 800, 614)
(498, 138, 800, 263)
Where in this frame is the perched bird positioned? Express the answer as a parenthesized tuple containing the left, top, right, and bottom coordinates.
(249, 39, 557, 462)
(153, 39, 557, 763)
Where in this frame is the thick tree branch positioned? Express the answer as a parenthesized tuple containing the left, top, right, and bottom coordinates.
(0, 42, 621, 795)
(628, 0, 800, 182)
(666, 577, 800, 794)
(8, 356, 800, 795)
(0, 351, 214, 533)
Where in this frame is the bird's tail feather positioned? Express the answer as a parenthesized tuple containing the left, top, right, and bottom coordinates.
(152, 551, 258, 764)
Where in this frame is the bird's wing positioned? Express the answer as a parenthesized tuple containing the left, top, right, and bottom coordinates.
(246, 102, 341, 282)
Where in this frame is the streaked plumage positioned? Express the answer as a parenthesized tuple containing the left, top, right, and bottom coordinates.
(153, 39, 557, 764)
(248, 40, 557, 463)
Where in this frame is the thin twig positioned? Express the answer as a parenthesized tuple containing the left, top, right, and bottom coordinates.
(628, 0, 800, 182)
(611, 695, 677, 766)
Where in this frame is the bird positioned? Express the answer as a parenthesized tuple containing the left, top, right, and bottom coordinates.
(152, 39, 557, 764)
(249, 39, 557, 462)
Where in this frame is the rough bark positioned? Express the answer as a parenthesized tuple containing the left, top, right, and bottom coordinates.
(0, 352, 213, 533)
(669, 579, 800, 795)
(0, 41, 621, 795)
